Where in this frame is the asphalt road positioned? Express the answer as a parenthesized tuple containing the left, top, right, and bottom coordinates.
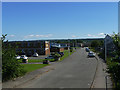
(18, 48, 97, 88)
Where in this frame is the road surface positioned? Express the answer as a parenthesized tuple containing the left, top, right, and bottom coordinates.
(17, 48, 97, 88)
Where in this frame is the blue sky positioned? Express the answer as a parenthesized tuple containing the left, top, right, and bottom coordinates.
(2, 2, 118, 41)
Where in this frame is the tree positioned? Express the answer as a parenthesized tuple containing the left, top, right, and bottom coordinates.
(107, 33, 120, 89)
(2, 34, 26, 81)
(91, 40, 99, 47)
(76, 39, 83, 43)
(112, 32, 120, 53)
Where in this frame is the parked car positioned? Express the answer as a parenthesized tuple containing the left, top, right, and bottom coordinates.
(43, 60, 49, 64)
(21, 55, 28, 59)
(85, 47, 90, 52)
(15, 55, 21, 59)
(45, 55, 54, 59)
(88, 51, 95, 57)
(33, 53, 39, 57)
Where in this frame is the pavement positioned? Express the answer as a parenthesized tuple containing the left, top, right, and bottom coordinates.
(91, 55, 113, 88)
(2, 48, 112, 89)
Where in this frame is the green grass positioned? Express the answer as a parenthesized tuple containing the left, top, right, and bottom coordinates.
(28, 59, 55, 63)
(48, 59, 55, 62)
(21, 64, 48, 73)
(28, 59, 45, 63)
(60, 50, 75, 61)
(75, 47, 80, 49)
(17, 59, 23, 63)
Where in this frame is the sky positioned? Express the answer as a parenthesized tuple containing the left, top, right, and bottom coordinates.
(2, 2, 118, 41)
(2, 0, 120, 2)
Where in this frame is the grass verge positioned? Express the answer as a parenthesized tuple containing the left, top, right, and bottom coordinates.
(21, 64, 48, 73)
(60, 50, 75, 61)
(28, 59, 54, 63)
(28, 59, 45, 63)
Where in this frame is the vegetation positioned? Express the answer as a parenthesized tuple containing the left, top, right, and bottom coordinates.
(70, 47, 73, 52)
(2, 34, 26, 81)
(60, 50, 75, 61)
(51, 39, 83, 44)
(21, 64, 48, 73)
(91, 40, 103, 48)
(52, 52, 61, 61)
(28, 59, 45, 63)
(106, 33, 120, 89)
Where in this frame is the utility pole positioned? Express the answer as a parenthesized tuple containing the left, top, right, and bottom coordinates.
(104, 34, 107, 63)
(68, 39, 70, 56)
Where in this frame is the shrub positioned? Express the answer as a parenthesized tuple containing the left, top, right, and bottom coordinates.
(2, 35, 26, 81)
(70, 47, 73, 52)
(53, 52, 61, 61)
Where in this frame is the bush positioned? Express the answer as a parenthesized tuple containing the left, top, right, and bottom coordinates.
(107, 57, 120, 88)
(2, 35, 26, 81)
(91, 40, 103, 48)
(108, 62, 120, 82)
(70, 47, 73, 52)
(111, 55, 120, 63)
(53, 53, 61, 61)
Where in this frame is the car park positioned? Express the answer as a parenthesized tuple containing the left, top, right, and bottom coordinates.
(88, 51, 95, 57)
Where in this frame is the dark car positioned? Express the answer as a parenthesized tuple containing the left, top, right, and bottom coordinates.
(85, 48, 90, 52)
(43, 60, 49, 64)
(45, 55, 54, 59)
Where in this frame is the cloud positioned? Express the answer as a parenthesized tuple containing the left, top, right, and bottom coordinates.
(98, 33, 104, 36)
(87, 33, 105, 37)
(87, 34, 96, 37)
(8, 35, 15, 37)
(87, 34, 92, 37)
(71, 35, 77, 38)
(24, 34, 53, 38)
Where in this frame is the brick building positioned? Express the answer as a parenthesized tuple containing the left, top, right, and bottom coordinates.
(9, 40, 50, 56)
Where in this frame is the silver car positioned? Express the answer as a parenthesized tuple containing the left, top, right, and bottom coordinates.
(15, 55, 21, 59)
(88, 51, 95, 57)
(21, 55, 28, 59)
